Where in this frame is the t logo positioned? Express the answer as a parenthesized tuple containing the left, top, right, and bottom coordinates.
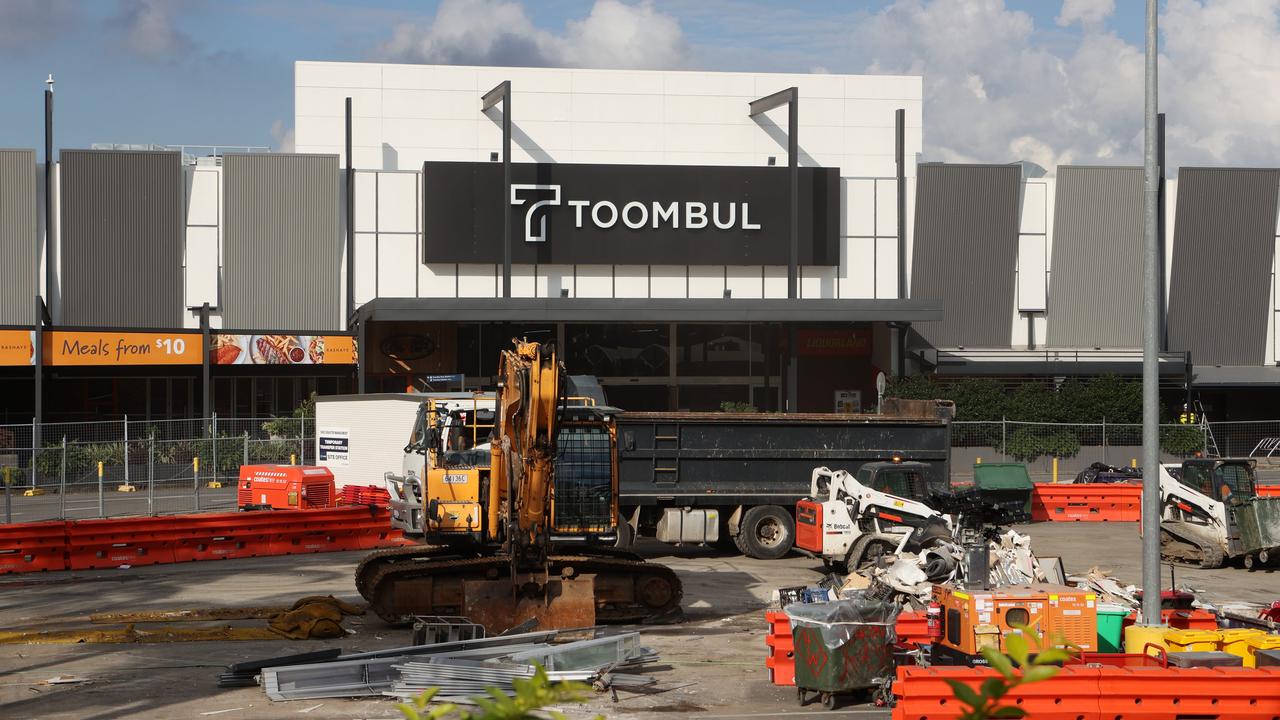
(511, 184, 562, 243)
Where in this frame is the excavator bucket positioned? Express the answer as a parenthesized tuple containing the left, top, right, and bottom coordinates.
(462, 575, 597, 634)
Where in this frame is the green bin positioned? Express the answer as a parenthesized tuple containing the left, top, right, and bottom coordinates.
(973, 462, 1035, 521)
(1096, 603, 1130, 653)
(1236, 497, 1280, 555)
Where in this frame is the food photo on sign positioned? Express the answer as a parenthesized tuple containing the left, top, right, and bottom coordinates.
(211, 335, 355, 365)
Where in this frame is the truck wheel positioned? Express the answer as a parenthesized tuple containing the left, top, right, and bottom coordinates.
(734, 505, 794, 560)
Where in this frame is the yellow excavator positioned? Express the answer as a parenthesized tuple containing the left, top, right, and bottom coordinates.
(355, 340, 683, 632)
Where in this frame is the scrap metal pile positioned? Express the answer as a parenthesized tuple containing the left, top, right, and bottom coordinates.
(220, 623, 658, 703)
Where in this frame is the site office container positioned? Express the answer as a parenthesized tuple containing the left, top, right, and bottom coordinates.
(614, 404, 952, 559)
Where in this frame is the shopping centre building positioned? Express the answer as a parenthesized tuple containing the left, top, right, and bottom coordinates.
(1, 61, 1279, 422)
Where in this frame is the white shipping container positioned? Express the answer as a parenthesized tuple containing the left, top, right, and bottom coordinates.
(314, 394, 424, 489)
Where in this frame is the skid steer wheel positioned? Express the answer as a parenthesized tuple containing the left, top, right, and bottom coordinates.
(734, 505, 794, 559)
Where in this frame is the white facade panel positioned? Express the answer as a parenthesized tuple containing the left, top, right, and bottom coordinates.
(458, 264, 498, 297)
(353, 232, 377, 304)
(354, 171, 377, 232)
(575, 265, 613, 298)
(296, 61, 382, 89)
(688, 266, 726, 298)
(1017, 234, 1048, 312)
(376, 172, 418, 233)
(381, 64, 476, 91)
(800, 266, 836, 299)
(383, 117, 476, 150)
(844, 99, 922, 128)
(383, 89, 475, 120)
(614, 265, 648, 298)
(187, 169, 220, 226)
(661, 71, 757, 97)
(418, 263, 456, 298)
(296, 86, 382, 118)
(650, 266, 687, 298)
(537, 264, 575, 298)
(377, 234, 417, 298)
(726, 266, 764, 299)
(874, 237, 899, 299)
(571, 69, 664, 95)
(763, 266, 788, 298)
(844, 179, 876, 236)
(875, 178, 898, 236)
(1020, 181, 1048, 234)
(184, 226, 219, 308)
(511, 264, 536, 298)
(841, 236, 876, 299)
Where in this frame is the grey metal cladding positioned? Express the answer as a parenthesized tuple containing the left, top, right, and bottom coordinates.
(223, 154, 340, 330)
(59, 149, 183, 327)
(1167, 167, 1280, 366)
(1046, 166, 1144, 348)
(0, 149, 37, 324)
(910, 163, 1021, 347)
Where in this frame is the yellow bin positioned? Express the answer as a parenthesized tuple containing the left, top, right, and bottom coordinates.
(1243, 635, 1280, 668)
(1124, 625, 1168, 656)
(1218, 628, 1265, 660)
(1164, 628, 1221, 652)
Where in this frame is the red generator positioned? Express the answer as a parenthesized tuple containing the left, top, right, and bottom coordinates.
(238, 465, 336, 510)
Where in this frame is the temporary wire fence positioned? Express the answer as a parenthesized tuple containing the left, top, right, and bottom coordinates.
(0, 415, 313, 523)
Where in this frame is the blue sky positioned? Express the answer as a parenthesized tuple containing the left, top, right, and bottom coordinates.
(0, 1, 1274, 170)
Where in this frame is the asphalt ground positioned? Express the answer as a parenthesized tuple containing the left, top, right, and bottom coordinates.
(0, 523, 1276, 720)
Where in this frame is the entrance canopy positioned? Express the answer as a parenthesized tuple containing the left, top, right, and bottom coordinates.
(353, 297, 943, 325)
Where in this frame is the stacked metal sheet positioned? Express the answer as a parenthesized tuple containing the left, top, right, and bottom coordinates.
(261, 629, 658, 703)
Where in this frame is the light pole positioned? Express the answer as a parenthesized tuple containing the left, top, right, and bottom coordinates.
(1140, 0, 1162, 627)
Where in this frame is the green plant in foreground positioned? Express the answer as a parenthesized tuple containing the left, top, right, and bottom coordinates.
(946, 628, 1074, 720)
(396, 664, 604, 720)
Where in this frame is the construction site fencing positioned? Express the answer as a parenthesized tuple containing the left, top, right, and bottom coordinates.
(0, 415, 313, 524)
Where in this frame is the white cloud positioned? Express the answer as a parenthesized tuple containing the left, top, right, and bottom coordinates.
(270, 120, 294, 153)
(111, 0, 195, 61)
(0, 0, 79, 53)
(852, 0, 1280, 172)
(374, 0, 689, 69)
(1057, 0, 1115, 27)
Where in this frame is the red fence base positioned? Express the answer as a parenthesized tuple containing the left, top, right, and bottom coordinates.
(0, 507, 407, 575)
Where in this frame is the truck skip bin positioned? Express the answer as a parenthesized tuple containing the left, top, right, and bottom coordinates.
(614, 400, 955, 559)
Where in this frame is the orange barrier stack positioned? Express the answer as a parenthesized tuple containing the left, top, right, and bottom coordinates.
(895, 610, 930, 646)
(1259, 484, 1280, 497)
(764, 610, 795, 686)
(892, 664, 1280, 720)
(339, 484, 391, 507)
(0, 506, 409, 575)
(1032, 483, 1141, 522)
(0, 521, 68, 574)
(65, 516, 185, 569)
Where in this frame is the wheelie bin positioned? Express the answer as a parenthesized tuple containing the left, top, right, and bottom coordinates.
(786, 593, 898, 710)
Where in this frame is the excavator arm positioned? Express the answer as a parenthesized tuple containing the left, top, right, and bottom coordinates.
(492, 340, 563, 565)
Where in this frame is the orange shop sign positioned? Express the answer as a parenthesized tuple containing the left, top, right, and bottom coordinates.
(45, 331, 203, 366)
(795, 329, 871, 357)
(0, 330, 36, 366)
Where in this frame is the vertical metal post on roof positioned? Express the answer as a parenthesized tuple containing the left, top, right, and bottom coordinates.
(345, 97, 355, 325)
(44, 78, 53, 316)
(482, 81, 512, 298)
(33, 298, 42, 443)
(357, 317, 367, 394)
(749, 88, 799, 411)
(896, 109, 907, 299)
(200, 302, 210, 427)
(1140, 0, 1162, 627)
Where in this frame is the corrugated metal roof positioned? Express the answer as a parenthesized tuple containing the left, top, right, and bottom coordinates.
(59, 149, 183, 327)
(223, 154, 340, 330)
(1167, 167, 1280, 366)
(0, 149, 37, 325)
(910, 163, 1021, 347)
(1046, 166, 1144, 348)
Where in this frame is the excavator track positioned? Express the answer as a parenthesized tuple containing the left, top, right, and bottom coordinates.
(1160, 526, 1225, 569)
(357, 550, 683, 629)
(354, 544, 455, 598)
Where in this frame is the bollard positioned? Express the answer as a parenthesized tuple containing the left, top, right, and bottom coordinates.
(4, 468, 11, 524)
(976, 457, 982, 464)
(193, 456, 201, 512)
(1053, 456, 1059, 483)
(147, 437, 155, 516)
(1131, 458, 1137, 468)
(97, 461, 105, 517)
(290, 453, 297, 466)
(243, 431, 249, 466)
(59, 437, 66, 520)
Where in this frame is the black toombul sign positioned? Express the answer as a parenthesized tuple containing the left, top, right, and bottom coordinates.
(421, 161, 840, 265)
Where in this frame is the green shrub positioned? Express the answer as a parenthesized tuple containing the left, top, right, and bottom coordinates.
(1003, 427, 1080, 462)
(1160, 425, 1205, 456)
